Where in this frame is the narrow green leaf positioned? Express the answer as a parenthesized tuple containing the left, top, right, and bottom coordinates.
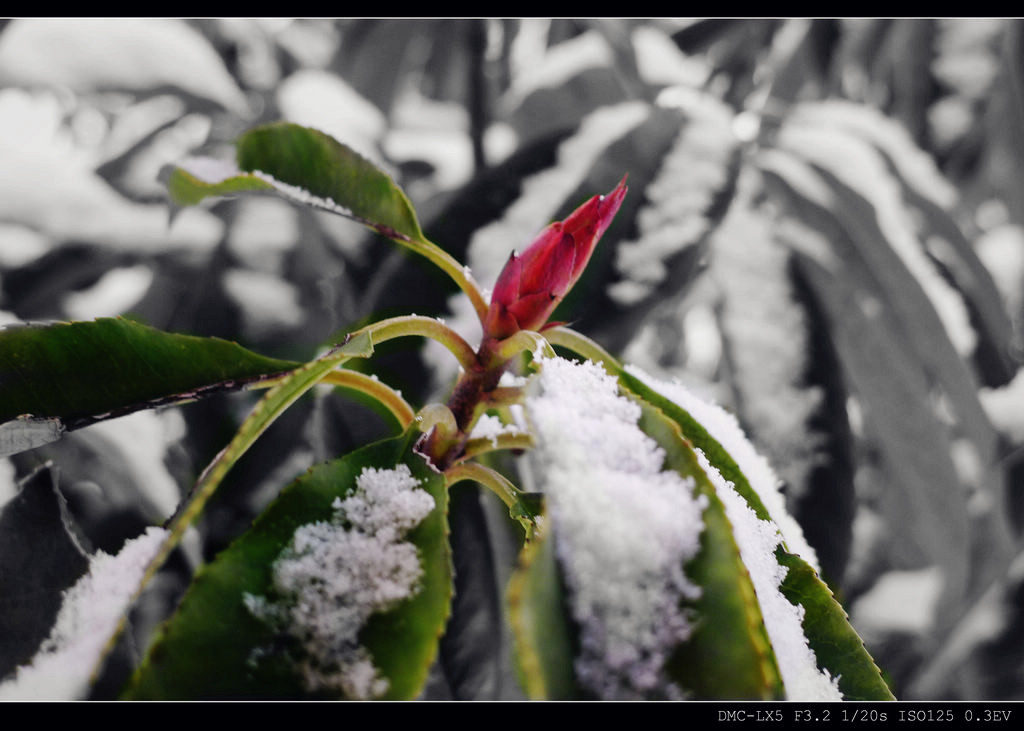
(0, 318, 299, 437)
(235, 122, 425, 244)
(162, 123, 486, 317)
(634, 401, 782, 699)
(506, 520, 580, 700)
(614, 367, 895, 701)
(123, 429, 449, 700)
(0, 19, 248, 114)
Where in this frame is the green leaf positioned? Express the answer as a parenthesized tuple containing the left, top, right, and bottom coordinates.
(616, 367, 895, 701)
(506, 519, 580, 700)
(235, 122, 425, 244)
(161, 123, 426, 244)
(163, 123, 484, 315)
(122, 429, 450, 700)
(634, 400, 783, 700)
(0, 318, 299, 441)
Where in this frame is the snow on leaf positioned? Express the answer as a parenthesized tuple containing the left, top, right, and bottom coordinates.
(468, 413, 523, 448)
(792, 101, 957, 209)
(624, 364, 822, 574)
(0, 527, 168, 701)
(526, 356, 706, 699)
(694, 449, 842, 701)
(245, 464, 435, 699)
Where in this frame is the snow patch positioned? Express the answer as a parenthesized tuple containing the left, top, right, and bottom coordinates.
(527, 356, 706, 699)
(695, 450, 842, 701)
(469, 413, 523, 448)
(0, 526, 168, 700)
(625, 364, 822, 573)
(245, 464, 434, 699)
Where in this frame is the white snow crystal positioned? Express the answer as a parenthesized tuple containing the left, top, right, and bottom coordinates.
(245, 463, 434, 699)
(526, 356, 706, 699)
(0, 526, 168, 700)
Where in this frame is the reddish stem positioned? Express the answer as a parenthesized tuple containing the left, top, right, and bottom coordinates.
(422, 336, 509, 471)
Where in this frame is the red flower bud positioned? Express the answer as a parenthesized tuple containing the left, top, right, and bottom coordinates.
(483, 176, 628, 340)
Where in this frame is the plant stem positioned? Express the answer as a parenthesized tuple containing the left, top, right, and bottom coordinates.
(405, 238, 489, 323)
(354, 314, 479, 372)
(320, 370, 416, 428)
(460, 431, 534, 461)
(491, 329, 557, 364)
(445, 461, 539, 536)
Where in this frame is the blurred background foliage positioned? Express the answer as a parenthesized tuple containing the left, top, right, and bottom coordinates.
(2, 18, 1024, 700)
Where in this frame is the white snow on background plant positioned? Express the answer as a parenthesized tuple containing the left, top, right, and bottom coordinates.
(777, 118, 977, 359)
(527, 356, 706, 699)
(0, 222, 50, 268)
(223, 267, 305, 337)
(609, 89, 734, 306)
(975, 223, 1024, 338)
(0, 526, 167, 700)
(466, 102, 650, 292)
(277, 69, 387, 166)
(507, 27, 614, 99)
(850, 567, 943, 636)
(0, 89, 223, 254)
(62, 264, 154, 321)
(694, 449, 843, 701)
(980, 368, 1024, 444)
(0, 458, 17, 510)
(632, 25, 710, 88)
(709, 174, 826, 504)
(795, 102, 957, 209)
(245, 464, 434, 699)
(627, 364, 822, 574)
(227, 197, 301, 275)
(0, 19, 248, 114)
(71, 410, 186, 521)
